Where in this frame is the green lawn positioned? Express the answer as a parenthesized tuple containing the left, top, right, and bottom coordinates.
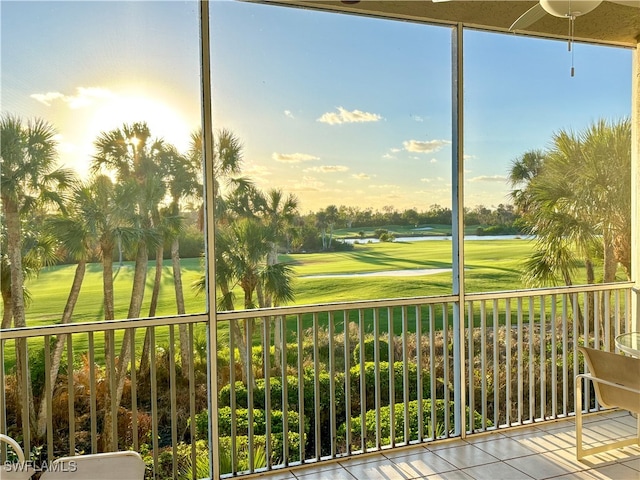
(12, 238, 534, 328)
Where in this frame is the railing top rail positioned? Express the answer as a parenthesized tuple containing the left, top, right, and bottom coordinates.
(0, 313, 209, 340)
(216, 294, 460, 321)
(1, 282, 633, 340)
(466, 281, 635, 302)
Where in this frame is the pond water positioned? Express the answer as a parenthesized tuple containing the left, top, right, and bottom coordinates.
(344, 234, 533, 244)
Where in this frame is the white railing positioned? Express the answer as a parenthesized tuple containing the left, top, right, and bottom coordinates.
(0, 282, 636, 479)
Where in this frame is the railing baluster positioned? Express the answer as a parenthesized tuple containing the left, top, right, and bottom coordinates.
(505, 298, 511, 426)
(246, 317, 255, 472)
(296, 314, 305, 463)
(373, 308, 381, 450)
(561, 295, 568, 417)
(280, 315, 289, 465)
(480, 300, 487, 431)
(540, 295, 546, 421)
(402, 306, 409, 444)
(467, 301, 474, 433)
(312, 312, 321, 460)
(358, 309, 366, 453)
(528, 297, 534, 423)
(492, 299, 498, 428)
(108, 329, 117, 452)
(229, 320, 237, 474)
(443, 302, 450, 436)
(188, 323, 197, 480)
(428, 304, 436, 440)
(550, 294, 557, 419)
(67, 333, 75, 455)
(416, 305, 424, 442)
(0, 339, 5, 461)
(328, 312, 336, 457)
(44, 335, 53, 460)
(343, 310, 351, 456)
(516, 297, 523, 424)
(388, 307, 395, 448)
(129, 328, 138, 453)
(169, 325, 178, 480)
(88, 332, 97, 454)
(263, 316, 272, 470)
(150, 327, 159, 476)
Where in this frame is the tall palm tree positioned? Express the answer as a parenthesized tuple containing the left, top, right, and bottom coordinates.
(0, 114, 74, 434)
(92, 122, 167, 450)
(509, 119, 631, 347)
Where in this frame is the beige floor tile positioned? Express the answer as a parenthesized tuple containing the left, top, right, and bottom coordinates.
(508, 429, 575, 453)
(386, 450, 458, 477)
(471, 436, 538, 461)
(550, 463, 640, 479)
(421, 471, 475, 480)
(295, 466, 356, 480)
(342, 458, 413, 480)
(504, 450, 588, 480)
(430, 444, 500, 469)
(461, 461, 535, 480)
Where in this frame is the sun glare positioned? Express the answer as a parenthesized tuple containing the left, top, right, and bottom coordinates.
(89, 94, 193, 153)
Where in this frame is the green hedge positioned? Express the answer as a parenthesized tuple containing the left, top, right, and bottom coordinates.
(193, 407, 304, 438)
(338, 399, 487, 449)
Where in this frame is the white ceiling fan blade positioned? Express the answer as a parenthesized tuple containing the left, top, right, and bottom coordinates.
(509, 3, 548, 31)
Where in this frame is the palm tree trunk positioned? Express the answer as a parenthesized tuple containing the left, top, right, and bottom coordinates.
(109, 241, 148, 440)
(1, 290, 12, 329)
(37, 259, 86, 437)
(139, 244, 164, 378)
(101, 244, 117, 450)
(171, 238, 191, 377)
(4, 200, 37, 433)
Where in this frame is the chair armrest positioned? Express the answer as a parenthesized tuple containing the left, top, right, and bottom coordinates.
(576, 373, 640, 395)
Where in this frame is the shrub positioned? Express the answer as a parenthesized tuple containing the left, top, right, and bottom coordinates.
(352, 338, 389, 364)
(337, 399, 486, 449)
(193, 407, 303, 439)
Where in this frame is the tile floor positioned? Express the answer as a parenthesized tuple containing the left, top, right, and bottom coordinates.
(252, 410, 640, 480)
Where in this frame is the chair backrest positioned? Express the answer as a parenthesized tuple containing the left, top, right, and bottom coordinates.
(0, 434, 34, 480)
(579, 346, 640, 414)
(40, 451, 145, 480)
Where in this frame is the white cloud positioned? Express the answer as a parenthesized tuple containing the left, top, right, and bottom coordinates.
(412, 115, 424, 122)
(352, 173, 371, 180)
(403, 139, 451, 153)
(382, 153, 395, 160)
(420, 178, 431, 183)
(272, 152, 320, 163)
(243, 162, 272, 177)
(304, 165, 349, 173)
(468, 175, 508, 183)
(284, 110, 295, 119)
(31, 86, 114, 108)
(369, 184, 399, 189)
(290, 176, 325, 192)
(317, 106, 382, 125)
(430, 158, 438, 164)
(464, 154, 476, 160)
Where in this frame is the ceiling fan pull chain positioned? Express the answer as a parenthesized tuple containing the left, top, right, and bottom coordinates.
(569, 14, 575, 76)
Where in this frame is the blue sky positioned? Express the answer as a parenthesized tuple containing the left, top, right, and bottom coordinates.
(2, 1, 632, 212)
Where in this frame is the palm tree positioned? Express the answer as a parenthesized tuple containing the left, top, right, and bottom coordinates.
(509, 119, 631, 347)
(36, 180, 97, 436)
(0, 114, 74, 434)
(92, 122, 167, 450)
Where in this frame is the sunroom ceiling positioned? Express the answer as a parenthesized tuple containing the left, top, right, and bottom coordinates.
(260, 1, 640, 46)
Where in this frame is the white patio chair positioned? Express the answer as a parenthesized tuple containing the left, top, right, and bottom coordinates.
(0, 433, 34, 479)
(575, 346, 640, 460)
(39, 451, 145, 480)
